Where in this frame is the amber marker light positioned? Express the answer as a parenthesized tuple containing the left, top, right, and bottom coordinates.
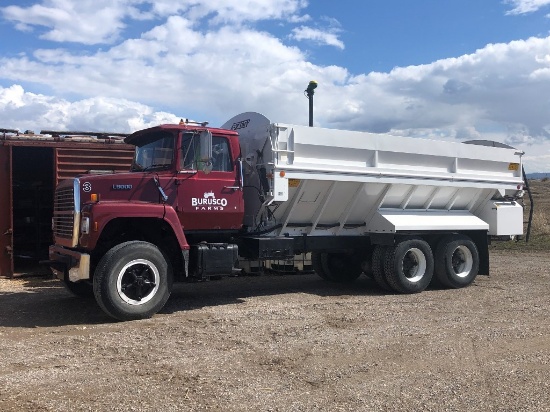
(90, 193, 99, 202)
(93, 222, 99, 232)
(279, 170, 286, 177)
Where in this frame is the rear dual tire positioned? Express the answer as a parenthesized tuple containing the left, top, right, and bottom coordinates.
(312, 251, 363, 283)
(382, 238, 434, 294)
(372, 245, 392, 291)
(434, 235, 479, 288)
(371, 235, 479, 293)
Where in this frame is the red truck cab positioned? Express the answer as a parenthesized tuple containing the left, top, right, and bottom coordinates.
(47, 122, 244, 320)
(126, 123, 244, 233)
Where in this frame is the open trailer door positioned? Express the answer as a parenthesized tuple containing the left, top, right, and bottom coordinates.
(0, 145, 14, 277)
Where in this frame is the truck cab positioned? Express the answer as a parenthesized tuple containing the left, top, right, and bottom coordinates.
(48, 122, 244, 319)
(127, 123, 244, 234)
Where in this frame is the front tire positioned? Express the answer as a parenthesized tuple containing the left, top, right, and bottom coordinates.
(93, 241, 173, 321)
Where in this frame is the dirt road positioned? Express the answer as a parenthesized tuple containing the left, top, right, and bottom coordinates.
(0, 250, 549, 411)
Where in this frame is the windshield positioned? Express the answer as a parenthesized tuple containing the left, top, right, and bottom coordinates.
(131, 131, 175, 171)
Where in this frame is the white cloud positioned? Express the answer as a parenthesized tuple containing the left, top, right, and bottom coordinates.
(0, 84, 179, 132)
(2, 1, 550, 171)
(0, 0, 309, 44)
(170, 0, 309, 25)
(0, 0, 141, 44)
(315, 37, 550, 144)
(291, 26, 344, 49)
(505, 0, 550, 15)
(0, 14, 336, 125)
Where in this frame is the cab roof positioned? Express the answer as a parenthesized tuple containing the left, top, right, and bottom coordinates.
(124, 123, 238, 145)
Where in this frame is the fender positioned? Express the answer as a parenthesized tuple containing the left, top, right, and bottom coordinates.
(80, 201, 189, 250)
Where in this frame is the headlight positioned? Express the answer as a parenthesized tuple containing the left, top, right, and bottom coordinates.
(81, 217, 90, 234)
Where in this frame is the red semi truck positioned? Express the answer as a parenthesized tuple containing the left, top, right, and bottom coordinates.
(46, 112, 527, 320)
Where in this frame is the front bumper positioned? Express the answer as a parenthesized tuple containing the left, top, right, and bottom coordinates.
(46, 245, 91, 282)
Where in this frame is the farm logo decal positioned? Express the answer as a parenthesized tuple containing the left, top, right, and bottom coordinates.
(191, 191, 227, 211)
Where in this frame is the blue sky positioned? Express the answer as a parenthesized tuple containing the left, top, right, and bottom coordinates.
(1, 0, 550, 171)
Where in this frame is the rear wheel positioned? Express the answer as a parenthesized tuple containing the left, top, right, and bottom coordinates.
(311, 251, 333, 281)
(372, 245, 392, 291)
(434, 235, 479, 288)
(361, 246, 375, 279)
(383, 238, 434, 293)
(93, 241, 173, 321)
(312, 251, 362, 283)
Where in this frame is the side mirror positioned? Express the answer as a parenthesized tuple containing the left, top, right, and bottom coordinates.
(199, 130, 213, 174)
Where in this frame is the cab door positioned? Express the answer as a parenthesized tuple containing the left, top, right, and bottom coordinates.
(176, 134, 243, 231)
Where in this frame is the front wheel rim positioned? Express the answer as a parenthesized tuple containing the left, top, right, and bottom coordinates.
(401, 248, 427, 283)
(116, 259, 160, 305)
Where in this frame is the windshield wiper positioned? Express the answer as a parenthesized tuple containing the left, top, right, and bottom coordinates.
(141, 164, 171, 172)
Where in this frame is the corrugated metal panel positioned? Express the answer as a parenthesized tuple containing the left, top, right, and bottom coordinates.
(0, 145, 13, 277)
(2, 130, 135, 277)
(55, 146, 134, 185)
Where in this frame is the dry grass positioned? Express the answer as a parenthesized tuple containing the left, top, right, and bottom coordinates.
(528, 179, 550, 231)
(531, 209, 550, 235)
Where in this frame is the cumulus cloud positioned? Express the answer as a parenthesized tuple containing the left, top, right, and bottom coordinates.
(0, 0, 310, 44)
(291, 26, 344, 49)
(1, 1, 550, 171)
(0, 14, 332, 125)
(505, 0, 550, 15)
(0, 84, 179, 132)
(1, 0, 142, 44)
(308, 36, 550, 153)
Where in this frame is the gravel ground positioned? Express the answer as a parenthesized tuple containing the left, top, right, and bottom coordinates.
(0, 250, 549, 412)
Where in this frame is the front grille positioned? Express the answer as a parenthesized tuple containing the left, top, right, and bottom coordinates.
(53, 179, 80, 246)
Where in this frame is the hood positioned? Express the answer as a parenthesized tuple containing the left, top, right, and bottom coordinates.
(77, 171, 171, 205)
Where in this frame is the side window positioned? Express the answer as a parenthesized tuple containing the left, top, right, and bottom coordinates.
(180, 133, 199, 170)
(212, 136, 232, 172)
(180, 133, 232, 172)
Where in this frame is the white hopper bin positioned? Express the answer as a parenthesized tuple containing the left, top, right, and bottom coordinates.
(222, 112, 524, 238)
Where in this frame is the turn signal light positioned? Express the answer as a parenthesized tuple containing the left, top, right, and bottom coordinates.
(279, 170, 286, 177)
(90, 193, 99, 202)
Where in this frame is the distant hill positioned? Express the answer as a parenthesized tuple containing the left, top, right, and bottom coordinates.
(527, 172, 550, 180)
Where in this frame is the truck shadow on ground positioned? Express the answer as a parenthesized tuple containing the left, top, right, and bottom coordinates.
(0, 273, 417, 328)
(162, 272, 392, 314)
